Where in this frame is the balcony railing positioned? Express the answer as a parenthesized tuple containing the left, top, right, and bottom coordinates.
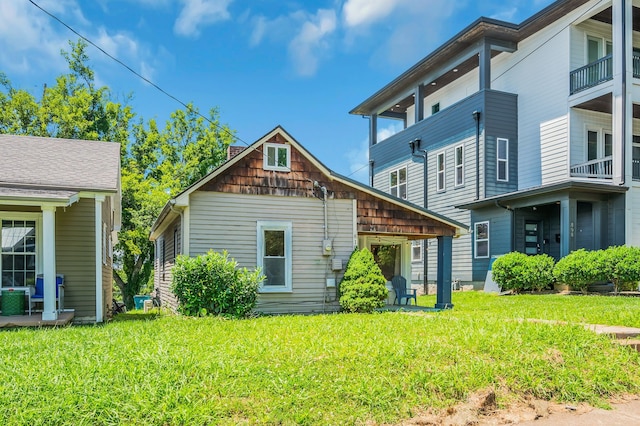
(633, 158, 640, 180)
(570, 156, 612, 179)
(570, 54, 612, 95)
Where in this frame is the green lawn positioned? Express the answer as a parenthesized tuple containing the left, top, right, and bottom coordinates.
(1, 292, 639, 425)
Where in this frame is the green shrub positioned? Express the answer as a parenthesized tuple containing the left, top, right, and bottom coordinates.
(491, 252, 555, 292)
(601, 245, 640, 293)
(171, 250, 264, 318)
(339, 248, 388, 313)
(553, 249, 604, 293)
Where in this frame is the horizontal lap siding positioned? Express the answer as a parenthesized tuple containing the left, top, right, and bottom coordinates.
(56, 197, 96, 320)
(157, 217, 180, 312)
(190, 191, 355, 314)
(102, 196, 113, 319)
(541, 116, 569, 184)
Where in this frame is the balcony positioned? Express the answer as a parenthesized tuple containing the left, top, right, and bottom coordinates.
(570, 53, 640, 95)
(570, 156, 612, 179)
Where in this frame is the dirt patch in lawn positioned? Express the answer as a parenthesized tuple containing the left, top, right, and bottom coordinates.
(388, 389, 639, 426)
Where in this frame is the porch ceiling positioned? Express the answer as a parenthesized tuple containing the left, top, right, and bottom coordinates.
(590, 6, 640, 32)
(573, 93, 640, 119)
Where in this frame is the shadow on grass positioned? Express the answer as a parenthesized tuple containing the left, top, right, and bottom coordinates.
(110, 309, 167, 322)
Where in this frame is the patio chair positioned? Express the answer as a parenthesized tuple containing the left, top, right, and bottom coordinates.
(112, 299, 126, 314)
(32, 274, 64, 311)
(392, 275, 417, 305)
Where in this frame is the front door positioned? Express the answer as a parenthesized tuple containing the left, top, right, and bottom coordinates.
(524, 221, 542, 255)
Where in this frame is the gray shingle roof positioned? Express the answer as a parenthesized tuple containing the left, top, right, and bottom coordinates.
(0, 134, 120, 192)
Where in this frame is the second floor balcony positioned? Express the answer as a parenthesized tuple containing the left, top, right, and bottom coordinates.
(570, 52, 640, 95)
(570, 156, 640, 181)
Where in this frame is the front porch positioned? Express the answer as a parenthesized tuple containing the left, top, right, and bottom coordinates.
(0, 311, 74, 328)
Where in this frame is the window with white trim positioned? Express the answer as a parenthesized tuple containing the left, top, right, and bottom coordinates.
(411, 240, 423, 262)
(474, 221, 489, 259)
(389, 166, 407, 199)
(257, 221, 292, 292)
(436, 152, 445, 192)
(454, 145, 464, 187)
(587, 129, 612, 161)
(264, 143, 290, 171)
(1, 218, 38, 287)
(497, 138, 509, 182)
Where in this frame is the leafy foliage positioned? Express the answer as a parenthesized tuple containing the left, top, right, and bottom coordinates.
(553, 249, 605, 293)
(339, 248, 388, 313)
(600, 246, 640, 293)
(171, 250, 263, 318)
(0, 40, 235, 309)
(491, 252, 555, 292)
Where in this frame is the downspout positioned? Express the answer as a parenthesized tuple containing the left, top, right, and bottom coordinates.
(621, 0, 627, 185)
(495, 200, 515, 252)
(410, 138, 429, 293)
(369, 159, 375, 187)
(472, 110, 481, 200)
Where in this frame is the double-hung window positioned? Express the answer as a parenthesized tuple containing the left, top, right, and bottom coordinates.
(587, 130, 612, 161)
(411, 240, 423, 262)
(474, 221, 489, 259)
(454, 145, 464, 187)
(264, 143, 290, 172)
(497, 138, 509, 182)
(1, 219, 37, 287)
(257, 221, 292, 292)
(436, 152, 445, 192)
(389, 167, 407, 199)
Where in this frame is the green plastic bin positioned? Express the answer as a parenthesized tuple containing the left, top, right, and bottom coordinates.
(1, 290, 25, 316)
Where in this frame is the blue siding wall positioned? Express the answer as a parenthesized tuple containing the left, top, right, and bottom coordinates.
(470, 206, 513, 281)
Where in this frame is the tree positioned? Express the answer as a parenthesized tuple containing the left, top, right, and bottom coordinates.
(0, 40, 235, 309)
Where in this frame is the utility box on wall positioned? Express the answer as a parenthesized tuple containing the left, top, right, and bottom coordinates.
(331, 258, 343, 271)
(322, 239, 332, 256)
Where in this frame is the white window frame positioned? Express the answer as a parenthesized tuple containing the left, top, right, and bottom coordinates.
(496, 138, 509, 182)
(585, 128, 613, 162)
(586, 35, 612, 64)
(263, 143, 291, 172)
(411, 240, 423, 262)
(454, 144, 464, 187)
(257, 221, 292, 293)
(474, 221, 489, 259)
(389, 166, 408, 199)
(0, 212, 43, 288)
(436, 151, 445, 192)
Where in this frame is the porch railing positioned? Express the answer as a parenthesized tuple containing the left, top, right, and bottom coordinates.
(570, 54, 613, 95)
(570, 156, 612, 179)
(633, 158, 640, 180)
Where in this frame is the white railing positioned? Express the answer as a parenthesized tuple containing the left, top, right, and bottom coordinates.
(570, 156, 612, 179)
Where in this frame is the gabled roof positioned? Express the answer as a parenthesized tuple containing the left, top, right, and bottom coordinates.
(150, 126, 468, 239)
(0, 134, 120, 193)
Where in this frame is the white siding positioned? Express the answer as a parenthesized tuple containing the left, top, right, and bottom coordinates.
(189, 191, 355, 314)
(541, 115, 569, 184)
(570, 109, 612, 165)
(627, 184, 640, 246)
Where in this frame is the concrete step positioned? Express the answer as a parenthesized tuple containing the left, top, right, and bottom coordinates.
(616, 339, 640, 352)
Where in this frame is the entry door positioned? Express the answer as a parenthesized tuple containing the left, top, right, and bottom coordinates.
(524, 221, 542, 255)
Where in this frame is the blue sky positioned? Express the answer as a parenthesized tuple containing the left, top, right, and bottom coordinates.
(0, 0, 554, 182)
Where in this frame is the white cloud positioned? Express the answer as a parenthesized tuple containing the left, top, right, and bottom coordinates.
(342, 0, 405, 28)
(174, 0, 233, 38)
(288, 9, 337, 76)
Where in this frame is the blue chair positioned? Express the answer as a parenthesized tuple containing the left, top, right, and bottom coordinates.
(32, 274, 64, 312)
(392, 275, 417, 305)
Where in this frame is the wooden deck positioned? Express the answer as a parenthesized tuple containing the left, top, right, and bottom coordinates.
(0, 311, 74, 328)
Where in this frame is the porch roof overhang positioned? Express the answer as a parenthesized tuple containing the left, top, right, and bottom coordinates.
(0, 186, 79, 207)
(456, 181, 628, 210)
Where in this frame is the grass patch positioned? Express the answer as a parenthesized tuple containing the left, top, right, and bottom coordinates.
(0, 292, 638, 425)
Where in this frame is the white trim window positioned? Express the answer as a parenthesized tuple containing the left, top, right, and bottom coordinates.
(436, 152, 445, 192)
(454, 145, 464, 187)
(257, 221, 292, 292)
(587, 129, 612, 161)
(389, 166, 407, 199)
(1, 218, 39, 287)
(264, 143, 291, 172)
(411, 240, 423, 262)
(497, 138, 509, 182)
(474, 221, 489, 259)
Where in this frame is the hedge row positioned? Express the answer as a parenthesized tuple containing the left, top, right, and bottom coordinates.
(492, 246, 640, 293)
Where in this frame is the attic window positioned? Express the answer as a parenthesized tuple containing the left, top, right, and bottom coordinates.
(264, 143, 290, 172)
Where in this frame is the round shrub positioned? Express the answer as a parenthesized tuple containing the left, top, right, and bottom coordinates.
(553, 249, 604, 293)
(339, 248, 388, 313)
(171, 250, 264, 318)
(491, 252, 555, 293)
(601, 245, 640, 293)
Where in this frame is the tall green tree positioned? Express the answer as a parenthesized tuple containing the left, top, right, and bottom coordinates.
(0, 40, 235, 309)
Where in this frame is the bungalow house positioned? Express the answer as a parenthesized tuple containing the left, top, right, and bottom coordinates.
(149, 126, 467, 314)
(351, 0, 640, 288)
(0, 134, 121, 323)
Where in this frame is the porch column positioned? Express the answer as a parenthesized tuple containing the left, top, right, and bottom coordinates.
(41, 206, 57, 321)
(369, 113, 378, 146)
(560, 198, 577, 257)
(612, 0, 632, 185)
(414, 85, 424, 122)
(435, 235, 453, 309)
(95, 196, 105, 323)
(479, 39, 492, 90)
